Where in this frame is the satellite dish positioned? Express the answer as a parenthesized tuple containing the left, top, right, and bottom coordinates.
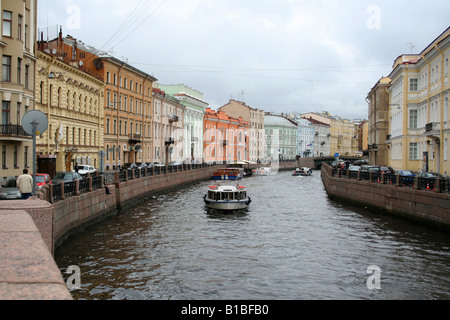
(22, 110, 48, 136)
(52, 49, 57, 55)
(79, 60, 84, 67)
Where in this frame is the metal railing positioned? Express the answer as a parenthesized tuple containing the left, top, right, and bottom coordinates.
(329, 165, 449, 194)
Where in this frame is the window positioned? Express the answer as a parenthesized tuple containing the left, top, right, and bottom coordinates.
(409, 109, 418, 129)
(445, 58, 449, 75)
(24, 146, 29, 168)
(2, 55, 11, 82)
(2, 101, 10, 125)
(13, 146, 17, 168)
(2, 11, 12, 37)
(18, 14, 23, 40)
(17, 58, 22, 84)
(25, 65, 29, 88)
(409, 78, 418, 92)
(409, 142, 418, 160)
(2, 145, 6, 169)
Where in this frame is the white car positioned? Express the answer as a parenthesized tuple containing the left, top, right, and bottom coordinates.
(74, 165, 97, 175)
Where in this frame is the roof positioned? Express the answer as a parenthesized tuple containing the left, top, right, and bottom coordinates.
(264, 115, 297, 128)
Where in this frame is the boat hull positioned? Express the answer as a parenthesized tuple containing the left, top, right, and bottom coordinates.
(204, 196, 251, 211)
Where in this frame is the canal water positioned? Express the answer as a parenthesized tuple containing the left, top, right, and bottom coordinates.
(55, 169, 450, 300)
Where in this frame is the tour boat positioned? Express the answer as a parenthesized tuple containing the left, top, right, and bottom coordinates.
(292, 167, 312, 176)
(204, 184, 252, 211)
(211, 168, 244, 180)
(252, 167, 272, 176)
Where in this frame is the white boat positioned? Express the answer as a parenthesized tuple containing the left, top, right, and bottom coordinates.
(252, 167, 272, 176)
(203, 184, 252, 211)
(292, 167, 312, 176)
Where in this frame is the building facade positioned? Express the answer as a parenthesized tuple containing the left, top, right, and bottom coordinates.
(0, 0, 37, 183)
(264, 114, 297, 161)
(204, 107, 250, 163)
(386, 27, 449, 175)
(367, 77, 391, 165)
(291, 116, 315, 157)
(39, 30, 158, 170)
(305, 117, 331, 157)
(152, 87, 184, 164)
(155, 84, 208, 163)
(218, 100, 265, 162)
(35, 50, 104, 173)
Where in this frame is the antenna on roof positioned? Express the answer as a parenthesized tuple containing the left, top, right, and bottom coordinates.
(407, 43, 415, 53)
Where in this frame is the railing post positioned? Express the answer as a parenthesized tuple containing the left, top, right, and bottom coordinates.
(60, 182, 65, 200)
(88, 176, 93, 192)
(357, 170, 361, 180)
(75, 179, 80, 196)
(381, 172, 385, 184)
(369, 171, 373, 182)
(114, 171, 119, 184)
(435, 178, 441, 193)
(413, 176, 419, 190)
(48, 184, 54, 204)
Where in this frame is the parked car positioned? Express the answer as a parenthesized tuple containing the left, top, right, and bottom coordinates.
(0, 178, 21, 200)
(348, 165, 361, 171)
(33, 173, 52, 189)
(398, 170, 415, 177)
(52, 172, 83, 185)
(418, 172, 443, 179)
(366, 166, 381, 173)
(380, 166, 395, 174)
(170, 161, 183, 166)
(74, 165, 96, 175)
(397, 170, 416, 184)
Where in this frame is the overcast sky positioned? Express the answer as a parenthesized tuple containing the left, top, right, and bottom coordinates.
(38, 0, 449, 120)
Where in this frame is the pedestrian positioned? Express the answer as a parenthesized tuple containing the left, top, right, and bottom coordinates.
(17, 169, 33, 200)
(75, 163, 79, 173)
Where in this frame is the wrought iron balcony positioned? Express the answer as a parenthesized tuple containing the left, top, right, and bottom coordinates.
(165, 137, 174, 145)
(169, 114, 179, 123)
(0, 124, 32, 139)
(129, 133, 142, 144)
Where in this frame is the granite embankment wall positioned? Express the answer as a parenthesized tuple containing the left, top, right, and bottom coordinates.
(321, 164, 450, 229)
(0, 160, 298, 299)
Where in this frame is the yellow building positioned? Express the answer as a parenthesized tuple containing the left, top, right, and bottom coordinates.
(301, 112, 360, 157)
(0, 0, 37, 183)
(35, 50, 104, 174)
(367, 77, 391, 165)
(386, 27, 449, 175)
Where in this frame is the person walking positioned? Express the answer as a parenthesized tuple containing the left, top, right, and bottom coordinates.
(17, 169, 33, 199)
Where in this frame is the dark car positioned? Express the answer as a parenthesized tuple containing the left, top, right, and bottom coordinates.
(418, 172, 443, 179)
(380, 166, 395, 174)
(0, 178, 21, 200)
(52, 172, 83, 185)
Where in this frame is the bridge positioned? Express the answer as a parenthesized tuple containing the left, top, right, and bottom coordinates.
(297, 156, 364, 170)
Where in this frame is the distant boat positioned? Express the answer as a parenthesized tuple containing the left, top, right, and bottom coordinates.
(211, 168, 244, 180)
(203, 184, 251, 211)
(292, 167, 312, 176)
(252, 167, 272, 176)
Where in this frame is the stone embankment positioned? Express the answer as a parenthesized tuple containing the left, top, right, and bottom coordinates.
(321, 163, 450, 229)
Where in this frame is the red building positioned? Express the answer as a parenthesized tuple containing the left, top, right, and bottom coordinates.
(204, 108, 249, 163)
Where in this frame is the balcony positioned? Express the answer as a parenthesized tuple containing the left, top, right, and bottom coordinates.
(0, 124, 32, 141)
(129, 133, 142, 144)
(165, 137, 175, 145)
(425, 122, 440, 139)
(169, 115, 179, 123)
